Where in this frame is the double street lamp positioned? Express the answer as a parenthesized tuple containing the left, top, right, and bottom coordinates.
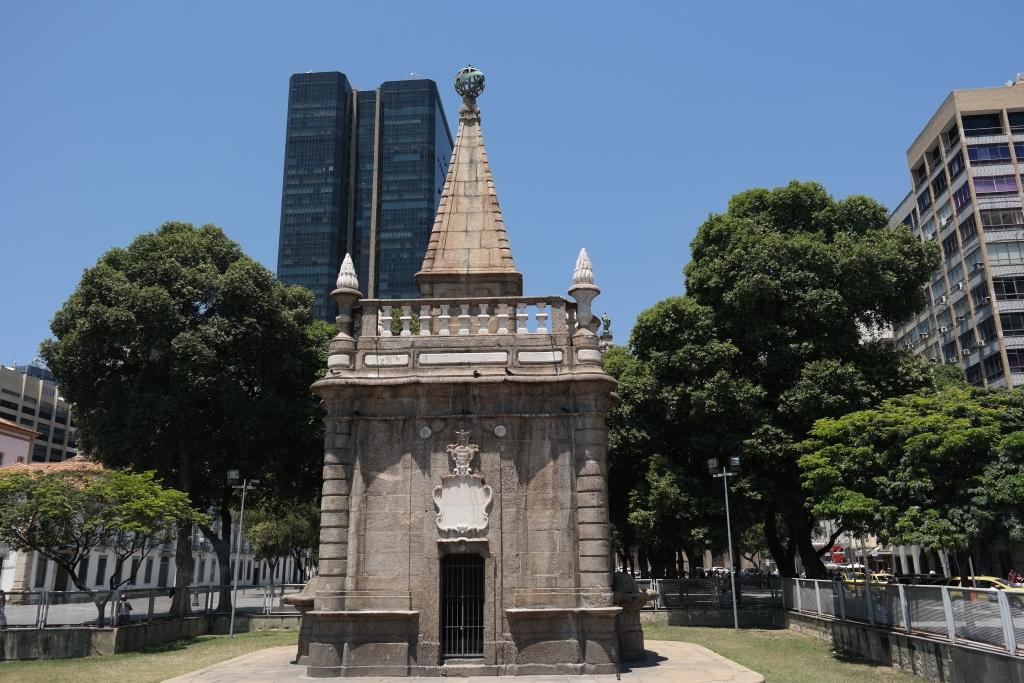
(707, 455, 741, 631)
(227, 470, 258, 637)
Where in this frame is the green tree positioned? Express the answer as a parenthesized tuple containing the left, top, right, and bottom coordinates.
(800, 386, 1024, 584)
(683, 181, 938, 577)
(41, 222, 333, 614)
(0, 466, 206, 624)
(605, 297, 763, 577)
(245, 499, 320, 584)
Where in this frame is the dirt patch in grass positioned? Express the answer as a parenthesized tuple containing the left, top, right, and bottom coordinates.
(0, 629, 298, 683)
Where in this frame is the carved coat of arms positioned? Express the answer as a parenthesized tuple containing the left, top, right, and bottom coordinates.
(432, 430, 493, 538)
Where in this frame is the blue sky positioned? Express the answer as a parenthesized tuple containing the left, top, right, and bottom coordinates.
(1, 1, 1021, 365)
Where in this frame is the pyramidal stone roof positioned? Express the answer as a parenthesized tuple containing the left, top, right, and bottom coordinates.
(415, 66, 523, 298)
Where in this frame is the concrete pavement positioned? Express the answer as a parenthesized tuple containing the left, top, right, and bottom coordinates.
(162, 640, 764, 682)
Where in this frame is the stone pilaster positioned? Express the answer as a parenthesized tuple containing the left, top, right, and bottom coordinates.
(315, 410, 354, 610)
(574, 415, 613, 606)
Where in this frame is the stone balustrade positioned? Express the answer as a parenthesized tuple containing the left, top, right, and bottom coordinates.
(324, 295, 606, 375)
(357, 296, 577, 338)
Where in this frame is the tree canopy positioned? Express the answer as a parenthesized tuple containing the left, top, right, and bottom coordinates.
(606, 181, 940, 578)
(41, 221, 333, 610)
(0, 465, 205, 623)
(244, 499, 320, 583)
(800, 385, 1024, 583)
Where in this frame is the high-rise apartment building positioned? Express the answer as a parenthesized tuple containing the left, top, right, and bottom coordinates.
(0, 364, 78, 462)
(276, 73, 453, 320)
(890, 76, 1024, 387)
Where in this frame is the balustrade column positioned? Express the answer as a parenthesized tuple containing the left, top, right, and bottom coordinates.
(458, 304, 471, 335)
(477, 303, 490, 334)
(419, 305, 432, 336)
(380, 306, 394, 337)
(438, 305, 451, 336)
(516, 303, 529, 334)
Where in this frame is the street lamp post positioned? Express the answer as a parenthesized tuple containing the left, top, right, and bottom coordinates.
(227, 470, 258, 637)
(707, 456, 741, 631)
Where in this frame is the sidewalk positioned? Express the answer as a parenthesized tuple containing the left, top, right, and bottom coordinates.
(163, 639, 764, 682)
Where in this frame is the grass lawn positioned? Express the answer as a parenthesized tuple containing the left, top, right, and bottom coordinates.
(0, 629, 297, 683)
(643, 624, 924, 683)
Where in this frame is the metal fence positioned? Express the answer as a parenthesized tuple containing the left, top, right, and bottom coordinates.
(784, 578, 1024, 655)
(0, 583, 305, 629)
(635, 576, 783, 610)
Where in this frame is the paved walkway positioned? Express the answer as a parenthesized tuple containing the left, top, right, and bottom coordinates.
(163, 640, 764, 682)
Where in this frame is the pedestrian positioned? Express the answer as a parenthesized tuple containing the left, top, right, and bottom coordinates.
(0, 588, 7, 628)
(116, 594, 132, 626)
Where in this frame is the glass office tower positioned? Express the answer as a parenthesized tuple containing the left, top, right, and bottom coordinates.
(276, 73, 453, 319)
(277, 72, 353, 322)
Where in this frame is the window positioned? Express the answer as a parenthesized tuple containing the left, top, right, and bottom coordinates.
(972, 283, 990, 307)
(932, 173, 948, 196)
(978, 316, 997, 342)
(38, 402, 53, 420)
(947, 263, 964, 285)
(1010, 112, 1024, 135)
(914, 163, 928, 188)
(130, 558, 141, 585)
(959, 214, 978, 243)
(980, 209, 1024, 230)
(943, 340, 958, 362)
(987, 241, 1024, 266)
(930, 146, 943, 168)
(967, 143, 1012, 165)
(993, 277, 1024, 300)
(946, 123, 961, 148)
(1016, 142, 1024, 160)
(963, 247, 984, 270)
(34, 557, 48, 588)
(95, 556, 108, 587)
(21, 405, 35, 416)
(917, 188, 933, 212)
(32, 443, 46, 462)
(984, 353, 1004, 381)
(1008, 349, 1024, 373)
(966, 362, 983, 385)
(962, 113, 1003, 136)
(953, 183, 972, 210)
(144, 558, 154, 584)
(1000, 312, 1024, 334)
(959, 329, 977, 349)
(948, 150, 965, 179)
(0, 399, 17, 411)
(973, 175, 1018, 195)
(942, 233, 959, 260)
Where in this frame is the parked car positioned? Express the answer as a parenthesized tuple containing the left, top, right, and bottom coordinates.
(944, 576, 1024, 606)
(839, 571, 898, 591)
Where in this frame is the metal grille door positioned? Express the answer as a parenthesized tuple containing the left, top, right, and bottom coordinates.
(441, 554, 484, 658)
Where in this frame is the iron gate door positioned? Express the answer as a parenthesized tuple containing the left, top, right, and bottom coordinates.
(440, 553, 484, 658)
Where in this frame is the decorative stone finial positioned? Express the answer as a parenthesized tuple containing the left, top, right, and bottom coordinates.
(455, 65, 484, 120)
(572, 248, 595, 285)
(568, 247, 601, 336)
(336, 253, 359, 291)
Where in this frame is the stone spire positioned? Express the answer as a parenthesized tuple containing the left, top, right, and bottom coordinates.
(415, 65, 523, 298)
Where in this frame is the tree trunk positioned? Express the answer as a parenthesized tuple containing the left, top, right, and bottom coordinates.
(681, 542, 697, 578)
(788, 509, 826, 579)
(638, 545, 649, 579)
(764, 511, 796, 578)
(170, 521, 195, 617)
(956, 551, 972, 587)
(202, 505, 234, 612)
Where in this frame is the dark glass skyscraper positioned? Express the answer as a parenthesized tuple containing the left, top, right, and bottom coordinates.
(276, 72, 453, 319)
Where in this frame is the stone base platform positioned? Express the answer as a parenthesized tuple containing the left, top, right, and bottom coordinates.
(164, 640, 764, 682)
(299, 607, 620, 677)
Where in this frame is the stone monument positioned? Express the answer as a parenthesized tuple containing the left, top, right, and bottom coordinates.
(288, 65, 621, 677)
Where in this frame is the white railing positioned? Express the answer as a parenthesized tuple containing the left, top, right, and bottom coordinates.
(358, 296, 576, 338)
(784, 578, 1023, 655)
